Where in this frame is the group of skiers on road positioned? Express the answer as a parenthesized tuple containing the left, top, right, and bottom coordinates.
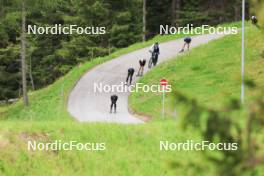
(110, 15, 259, 113)
(110, 37, 192, 113)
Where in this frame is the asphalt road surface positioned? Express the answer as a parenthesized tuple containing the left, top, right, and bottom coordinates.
(68, 33, 226, 124)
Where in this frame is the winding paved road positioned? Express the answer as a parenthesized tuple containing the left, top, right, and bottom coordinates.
(68, 33, 226, 124)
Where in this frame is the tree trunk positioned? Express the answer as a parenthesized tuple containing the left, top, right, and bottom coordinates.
(234, 6, 240, 21)
(29, 56, 35, 90)
(175, 0, 180, 23)
(142, 0, 146, 42)
(171, 0, 180, 26)
(21, 0, 29, 106)
(171, 0, 176, 26)
(234, 0, 241, 21)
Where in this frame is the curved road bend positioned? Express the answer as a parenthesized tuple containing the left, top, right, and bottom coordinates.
(68, 33, 226, 124)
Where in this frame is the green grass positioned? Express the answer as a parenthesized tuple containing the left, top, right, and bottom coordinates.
(1, 120, 263, 176)
(129, 25, 264, 119)
(0, 27, 214, 176)
(0, 21, 242, 121)
(0, 33, 186, 121)
(0, 121, 217, 176)
(1, 22, 263, 176)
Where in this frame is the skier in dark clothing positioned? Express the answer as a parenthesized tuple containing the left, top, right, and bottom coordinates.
(251, 16, 258, 25)
(137, 59, 146, 76)
(179, 37, 192, 53)
(125, 68, 135, 85)
(110, 95, 118, 113)
(148, 42, 160, 68)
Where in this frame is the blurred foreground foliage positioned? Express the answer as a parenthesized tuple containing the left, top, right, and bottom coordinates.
(173, 81, 264, 176)
(251, 0, 264, 27)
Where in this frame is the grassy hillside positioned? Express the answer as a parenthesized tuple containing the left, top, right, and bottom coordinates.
(0, 33, 186, 121)
(0, 121, 216, 176)
(0, 22, 241, 121)
(130, 25, 264, 119)
(1, 22, 263, 176)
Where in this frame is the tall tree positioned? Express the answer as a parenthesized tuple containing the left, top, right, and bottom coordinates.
(19, 0, 62, 106)
(142, 0, 146, 42)
(234, 0, 241, 21)
(171, 0, 176, 25)
(21, 0, 28, 106)
(171, 0, 181, 26)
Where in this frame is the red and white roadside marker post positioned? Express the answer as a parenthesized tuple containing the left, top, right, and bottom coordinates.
(160, 79, 168, 119)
